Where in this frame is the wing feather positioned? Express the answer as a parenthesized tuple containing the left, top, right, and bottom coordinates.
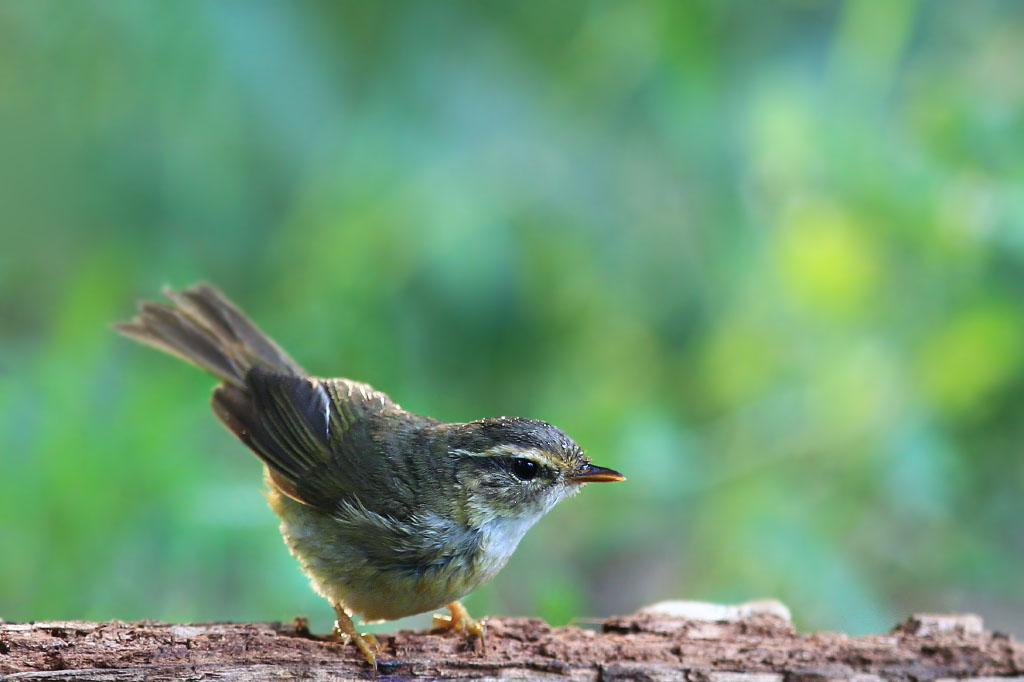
(211, 367, 415, 516)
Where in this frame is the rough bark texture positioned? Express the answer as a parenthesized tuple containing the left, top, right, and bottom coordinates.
(2, 610, 1022, 681)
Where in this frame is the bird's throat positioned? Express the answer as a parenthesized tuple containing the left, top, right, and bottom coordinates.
(475, 512, 543, 574)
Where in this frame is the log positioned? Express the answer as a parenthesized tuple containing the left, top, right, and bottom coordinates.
(2, 602, 1022, 681)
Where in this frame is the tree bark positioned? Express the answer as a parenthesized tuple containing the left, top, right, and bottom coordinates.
(2, 608, 1022, 681)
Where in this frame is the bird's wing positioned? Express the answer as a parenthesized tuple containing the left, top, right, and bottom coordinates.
(211, 368, 426, 517)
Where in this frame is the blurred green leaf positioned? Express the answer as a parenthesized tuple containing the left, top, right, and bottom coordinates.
(1, 0, 1022, 638)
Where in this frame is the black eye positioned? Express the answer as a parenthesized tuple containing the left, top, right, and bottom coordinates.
(511, 458, 539, 481)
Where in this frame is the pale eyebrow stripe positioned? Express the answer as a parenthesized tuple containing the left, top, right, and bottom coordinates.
(453, 445, 565, 472)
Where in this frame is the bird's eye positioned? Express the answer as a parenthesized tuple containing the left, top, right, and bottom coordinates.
(511, 458, 539, 481)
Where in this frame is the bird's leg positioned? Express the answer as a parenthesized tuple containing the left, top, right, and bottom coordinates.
(432, 601, 486, 653)
(331, 604, 382, 676)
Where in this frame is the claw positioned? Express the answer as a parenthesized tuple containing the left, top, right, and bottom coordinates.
(332, 606, 380, 678)
(362, 631, 383, 655)
(432, 601, 486, 654)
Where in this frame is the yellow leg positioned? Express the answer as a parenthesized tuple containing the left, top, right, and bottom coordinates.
(332, 605, 382, 677)
(432, 601, 486, 653)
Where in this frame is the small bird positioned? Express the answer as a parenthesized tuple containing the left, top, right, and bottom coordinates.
(116, 284, 624, 672)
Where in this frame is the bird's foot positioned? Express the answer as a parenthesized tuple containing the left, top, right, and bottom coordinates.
(333, 623, 381, 674)
(432, 601, 486, 654)
(329, 608, 382, 678)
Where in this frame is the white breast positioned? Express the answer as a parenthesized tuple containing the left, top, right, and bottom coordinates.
(475, 512, 544, 578)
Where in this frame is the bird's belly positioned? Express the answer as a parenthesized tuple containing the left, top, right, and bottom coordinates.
(265, 484, 498, 622)
(340, 565, 487, 622)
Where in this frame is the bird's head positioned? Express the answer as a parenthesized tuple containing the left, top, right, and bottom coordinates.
(447, 417, 624, 527)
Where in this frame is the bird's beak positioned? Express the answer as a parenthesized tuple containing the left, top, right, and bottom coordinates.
(570, 463, 626, 484)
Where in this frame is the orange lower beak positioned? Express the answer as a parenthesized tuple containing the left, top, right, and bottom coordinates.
(570, 464, 625, 483)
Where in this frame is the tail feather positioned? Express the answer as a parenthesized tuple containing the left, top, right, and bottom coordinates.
(115, 283, 306, 385)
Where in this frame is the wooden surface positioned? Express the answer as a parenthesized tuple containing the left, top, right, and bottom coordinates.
(2, 610, 1022, 681)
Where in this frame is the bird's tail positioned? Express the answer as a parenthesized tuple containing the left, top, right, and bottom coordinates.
(115, 283, 306, 386)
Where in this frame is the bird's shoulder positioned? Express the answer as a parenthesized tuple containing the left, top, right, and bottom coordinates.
(320, 377, 401, 423)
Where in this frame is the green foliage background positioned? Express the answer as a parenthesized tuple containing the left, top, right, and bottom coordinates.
(2, 1, 1022, 637)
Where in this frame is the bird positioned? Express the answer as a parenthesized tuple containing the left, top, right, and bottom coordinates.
(115, 283, 625, 673)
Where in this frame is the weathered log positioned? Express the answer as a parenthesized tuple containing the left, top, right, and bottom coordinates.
(1, 604, 1022, 681)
